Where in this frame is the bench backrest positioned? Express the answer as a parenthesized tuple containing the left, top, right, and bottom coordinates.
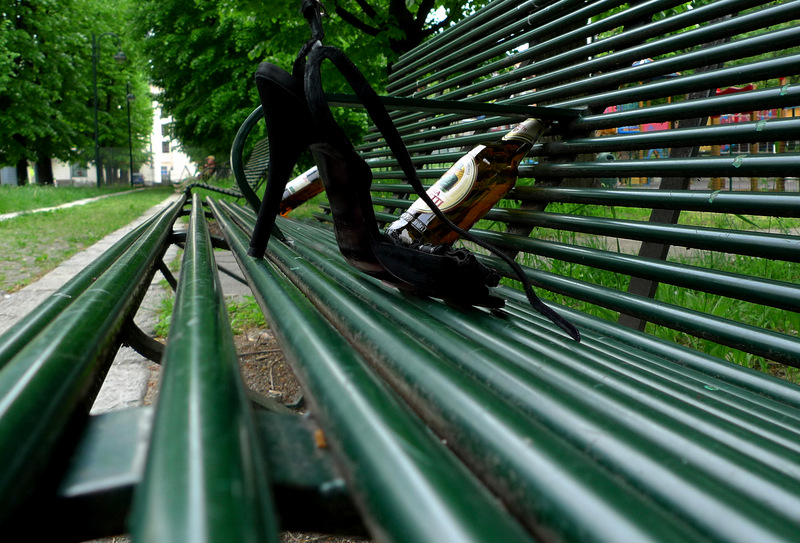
(351, 0, 800, 369)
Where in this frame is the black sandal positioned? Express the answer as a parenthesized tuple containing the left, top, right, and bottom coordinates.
(247, 0, 581, 341)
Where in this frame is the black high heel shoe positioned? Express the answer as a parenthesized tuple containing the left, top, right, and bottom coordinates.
(247, 0, 581, 341)
(248, 62, 503, 307)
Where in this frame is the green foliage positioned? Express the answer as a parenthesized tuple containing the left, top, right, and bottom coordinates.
(227, 295, 268, 334)
(0, 0, 153, 177)
(131, 0, 490, 163)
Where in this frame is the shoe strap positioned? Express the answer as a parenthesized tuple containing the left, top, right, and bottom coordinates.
(298, 5, 580, 341)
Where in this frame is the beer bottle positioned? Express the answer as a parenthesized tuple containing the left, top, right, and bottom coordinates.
(385, 118, 546, 246)
(279, 166, 324, 216)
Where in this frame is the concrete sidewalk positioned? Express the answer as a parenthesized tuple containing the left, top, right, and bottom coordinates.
(0, 193, 252, 414)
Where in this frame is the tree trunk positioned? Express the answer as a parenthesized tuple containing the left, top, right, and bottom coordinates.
(36, 154, 54, 185)
(15, 159, 28, 186)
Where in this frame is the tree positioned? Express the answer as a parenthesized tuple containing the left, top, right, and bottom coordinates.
(133, 0, 487, 164)
(0, 0, 152, 185)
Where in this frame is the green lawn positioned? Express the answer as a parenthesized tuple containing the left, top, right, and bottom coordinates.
(0, 187, 174, 294)
(0, 184, 133, 214)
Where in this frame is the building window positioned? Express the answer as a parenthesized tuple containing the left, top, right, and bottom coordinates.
(162, 140, 170, 154)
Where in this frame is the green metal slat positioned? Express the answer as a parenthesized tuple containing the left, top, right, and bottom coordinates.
(477, 251, 800, 366)
(534, 117, 800, 155)
(280, 217, 800, 446)
(268, 215, 800, 543)
(551, 54, 800, 111)
(272, 216, 800, 428)
(506, 187, 800, 217)
(572, 85, 800, 131)
(231, 106, 265, 212)
(367, 155, 800, 182)
(0, 197, 184, 524)
(494, 297, 800, 428)
(470, 229, 800, 312)
(384, 0, 775, 130)
(418, 0, 776, 104)
(0, 216, 156, 369)
(230, 214, 707, 543)
(391, 0, 624, 97)
(210, 198, 538, 543)
(507, 291, 800, 409)
(389, 0, 546, 81)
(327, 93, 580, 120)
(467, 19, 800, 108)
(129, 194, 278, 543)
(370, 198, 800, 262)
(526, 155, 800, 179)
(362, 115, 797, 159)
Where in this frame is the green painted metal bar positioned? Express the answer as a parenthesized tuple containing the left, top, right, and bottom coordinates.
(506, 187, 800, 217)
(533, 117, 800, 155)
(0, 196, 184, 524)
(526, 155, 800, 179)
(494, 295, 800, 427)
(280, 209, 800, 411)
(552, 54, 800, 110)
(210, 198, 538, 543)
(481, 252, 800, 366)
(415, 0, 777, 103)
(279, 215, 800, 433)
(260, 213, 800, 543)
(369, 199, 800, 263)
(365, 114, 794, 157)
(230, 106, 264, 212)
(389, 0, 619, 96)
(471, 230, 800, 312)
(389, 0, 540, 79)
(490, 209, 800, 261)
(327, 93, 580, 120)
(370, 185, 800, 218)
(508, 291, 800, 409)
(0, 216, 156, 369)
(465, 17, 800, 107)
(222, 204, 710, 543)
(572, 85, 800, 131)
(384, 0, 779, 129)
(129, 194, 278, 543)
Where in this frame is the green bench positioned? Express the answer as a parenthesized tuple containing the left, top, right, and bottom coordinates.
(2, 0, 800, 541)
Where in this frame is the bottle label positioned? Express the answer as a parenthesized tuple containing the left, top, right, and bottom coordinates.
(282, 167, 319, 199)
(502, 118, 544, 144)
(408, 150, 479, 214)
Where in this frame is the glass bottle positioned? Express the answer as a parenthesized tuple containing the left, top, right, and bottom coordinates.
(385, 118, 546, 246)
(279, 166, 324, 216)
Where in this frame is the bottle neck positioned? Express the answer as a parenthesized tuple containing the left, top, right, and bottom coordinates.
(502, 118, 546, 145)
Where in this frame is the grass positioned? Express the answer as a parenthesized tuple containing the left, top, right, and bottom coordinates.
(487, 201, 800, 381)
(0, 184, 132, 214)
(0, 186, 174, 294)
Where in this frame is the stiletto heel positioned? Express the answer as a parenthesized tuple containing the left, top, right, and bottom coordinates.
(248, 64, 313, 258)
(246, 1, 581, 340)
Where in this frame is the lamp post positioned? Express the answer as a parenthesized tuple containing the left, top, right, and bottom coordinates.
(92, 32, 127, 188)
(126, 82, 135, 187)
